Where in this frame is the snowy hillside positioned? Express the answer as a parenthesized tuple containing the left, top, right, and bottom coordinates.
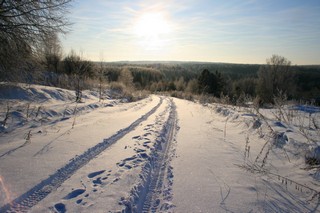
(0, 83, 320, 212)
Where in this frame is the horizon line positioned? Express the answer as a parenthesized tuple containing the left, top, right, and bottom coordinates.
(90, 60, 320, 66)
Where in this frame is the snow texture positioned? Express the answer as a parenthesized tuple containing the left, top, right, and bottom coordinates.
(0, 83, 320, 212)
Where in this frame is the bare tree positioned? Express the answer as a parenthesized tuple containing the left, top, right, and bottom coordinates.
(37, 33, 63, 73)
(257, 55, 295, 104)
(119, 67, 134, 90)
(98, 52, 105, 102)
(63, 50, 94, 102)
(0, 0, 72, 79)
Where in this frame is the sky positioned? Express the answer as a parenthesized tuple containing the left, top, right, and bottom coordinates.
(61, 0, 320, 65)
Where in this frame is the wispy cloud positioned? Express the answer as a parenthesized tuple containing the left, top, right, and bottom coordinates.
(61, 0, 320, 64)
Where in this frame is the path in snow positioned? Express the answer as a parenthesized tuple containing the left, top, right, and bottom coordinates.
(0, 98, 163, 212)
(29, 97, 177, 212)
(0, 94, 158, 208)
(122, 98, 178, 212)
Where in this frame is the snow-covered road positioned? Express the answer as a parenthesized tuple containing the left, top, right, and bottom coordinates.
(1, 85, 319, 212)
(172, 99, 266, 212)
(1, 91, 179, 212)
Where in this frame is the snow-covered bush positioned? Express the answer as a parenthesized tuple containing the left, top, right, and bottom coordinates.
(305, 145, 320, 165)
(108, 82, 148, 102)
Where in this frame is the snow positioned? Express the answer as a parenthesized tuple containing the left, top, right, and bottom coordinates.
(0, 83, 320, 212)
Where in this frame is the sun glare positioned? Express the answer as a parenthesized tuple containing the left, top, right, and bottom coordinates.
(133, 12, 172, 51)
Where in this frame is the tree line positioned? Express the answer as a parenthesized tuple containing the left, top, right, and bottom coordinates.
(102, 56, 320, 105)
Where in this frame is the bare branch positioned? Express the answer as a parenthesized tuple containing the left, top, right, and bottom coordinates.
(0, 0, 72, 75)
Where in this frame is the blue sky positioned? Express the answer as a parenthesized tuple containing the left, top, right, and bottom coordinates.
(61, 0, 320, 64)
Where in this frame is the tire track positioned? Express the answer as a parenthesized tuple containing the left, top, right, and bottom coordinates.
(0, 97, 163, 213)
(123, 98, 178, 213)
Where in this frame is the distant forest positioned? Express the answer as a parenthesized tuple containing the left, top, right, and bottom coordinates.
(1, 52, 320, 105)
(102, 59, 320, 105)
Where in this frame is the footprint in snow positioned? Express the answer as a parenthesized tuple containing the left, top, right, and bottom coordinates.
(87, 170, 105, 178)
(132, 135, 141, 140)
(133, 158, 143, 164)
(139, 153, 149, 159)
(117, 155, 137, 167)
(63, 189, 86, 200)
(143, 141, 151, 145)
(92, 177, 103, 185)
(123, 155, 140, 165)
(117, 161, 126, 167)
(113, 177, 120, 183)
(143, 132, 151, 137)
(124, 156, 137, 161)
(118, 164, 132, 173)
(54, 203, 66, 213)
(144, 125, 153, 131)
(101, 173, 111, 180)
(134, 148, 146, 153)
(116, 155, 145, 172)
(124, 164, 132, 169)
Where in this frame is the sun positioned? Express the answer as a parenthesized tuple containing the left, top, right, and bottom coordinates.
(134, 13, 170, 37)
(133, 12, 172, 51)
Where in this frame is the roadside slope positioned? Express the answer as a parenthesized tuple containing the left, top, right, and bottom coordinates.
(171, 98, 318, 212)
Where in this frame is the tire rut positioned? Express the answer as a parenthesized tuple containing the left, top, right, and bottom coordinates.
(0, 97, 163, 213)
(123, 98, 178, 213)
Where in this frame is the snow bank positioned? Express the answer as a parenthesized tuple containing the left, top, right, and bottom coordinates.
(0, 83, 119, 134)
(0, 83, 76, 102)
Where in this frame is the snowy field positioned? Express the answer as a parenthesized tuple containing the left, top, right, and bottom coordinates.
(0, 83, 320, 212)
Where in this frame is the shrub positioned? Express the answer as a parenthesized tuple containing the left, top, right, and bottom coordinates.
(305, 146, 320, 165)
